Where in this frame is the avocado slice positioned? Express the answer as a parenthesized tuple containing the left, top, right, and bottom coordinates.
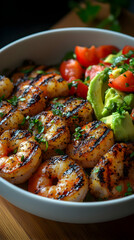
(104, 50, 122, 64)
(101, 111, 134, 142)
(87, 68, 109, 120)
(102, 88, 134, 117)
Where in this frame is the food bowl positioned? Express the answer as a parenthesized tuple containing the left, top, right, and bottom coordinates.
(0, 27, 134, 223)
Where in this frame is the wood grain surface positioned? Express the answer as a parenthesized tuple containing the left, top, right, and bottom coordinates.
(0, 2, 134, 240)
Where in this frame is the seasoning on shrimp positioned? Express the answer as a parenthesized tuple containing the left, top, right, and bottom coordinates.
(89, 143, 134, 199)
(0, 75, 14, 99)
(29, 111, 70, 159)
(66, 121, 114, 168)
(48, 96, 93, 132)
(28, 155, 89, 201)
(0, 101, 24, 134)
(15, 84, 47, 116)
(33, 73, 69, 98)
(0, 129, 42, 184)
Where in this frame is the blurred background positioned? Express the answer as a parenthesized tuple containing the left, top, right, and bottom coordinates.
(1, 0, 134, 49)
(0, 0, 71, 48)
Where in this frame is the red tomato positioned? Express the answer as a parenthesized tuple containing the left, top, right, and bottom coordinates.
(60, 59, 83, 81)
(85, 65, 105, 80)
(108, 70, 134, 92)
(76, 81, 88, 99)
(122, 45, 134, 63)
(122, 45, 134, 55)
(75, 45, 99, 68)
(96, 45, 119, 59)
(68, 77, 88, 99)
(131, 109, 134, 121)
(68, 77, 77, 95)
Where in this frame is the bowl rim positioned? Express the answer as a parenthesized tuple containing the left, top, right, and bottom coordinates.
(0, 27, 134, 208)
(1, 27, 134, 51)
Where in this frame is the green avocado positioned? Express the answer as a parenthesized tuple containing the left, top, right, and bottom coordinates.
(87, 63, 134, 142)
(101, 111, 134, 142)
(104, 50, 122, 64)
(102, 88, 134, 117)
(87, 68, 109, 120)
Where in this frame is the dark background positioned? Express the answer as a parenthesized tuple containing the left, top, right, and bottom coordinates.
(1, 0, 134, 49)
(0, 0, 71, 48)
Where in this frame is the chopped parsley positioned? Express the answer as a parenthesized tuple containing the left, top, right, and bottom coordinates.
(7, 96, 18, 106)
(116, 185, 122, 192)
(124, 182, 133, 196)
(73, 126, 85, 140)
(130, 152, 134, 158)
(21, 155, 25, 162)
(0, 95, 5, 102)
(7, 95, 25, 106)
(28, 117, 44, 134)
(55, 149, 64, 155)
(35, 136, 48, 151)
(0, 112, 4, 118)
(51, 100, 64, 117)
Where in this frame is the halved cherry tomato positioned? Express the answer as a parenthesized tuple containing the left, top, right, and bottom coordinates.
(122, 46, 134, 63)
(75, 45, 99, 68)
(85, 65, 105, 81)
(122, 45, 134, 55)
(96, 45, 119, 59)
(108, 70, 134, 92)
(60, 59, 83, 81)
(131, 108, 134, 121)
(68, 77, 88, 99)
(76, 81, 88, 99)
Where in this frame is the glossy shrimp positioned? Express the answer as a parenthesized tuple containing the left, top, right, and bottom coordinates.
(0, 101, 24, 134)
(48, 96, 93, 132)
(89, 143, 134, 200)
(66, 121, 114, 168)
(33, 73, 69, 98)
(29, 111, 70, 159)
(28, 155, 89, 201)
(0, 129, 42, 184)
(15, 82, 47, 116)
(0, 75, 14, 99)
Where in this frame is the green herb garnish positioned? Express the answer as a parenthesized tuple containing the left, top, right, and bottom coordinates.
(73, 126, 85, 140)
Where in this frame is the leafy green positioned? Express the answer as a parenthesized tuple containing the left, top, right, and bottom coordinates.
(69, 0, 131, 32)
(69, 0, 100, 23)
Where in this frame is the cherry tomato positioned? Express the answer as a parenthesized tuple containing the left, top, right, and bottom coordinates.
(131, 108, 134, 121)
(96, 45, 119, 59)
(85, 65, 105, 81)
(108, 70, 134, 92)
(122, 45, 134, 64)
(60, 59, 83, 81)
(68, 77, 88, 99)
(122, 45, 134, 55)
(75, 45, 99, 68)
(76, 81, 88, 99)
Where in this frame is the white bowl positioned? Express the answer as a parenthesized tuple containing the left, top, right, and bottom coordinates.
(0, 28, 134, 223)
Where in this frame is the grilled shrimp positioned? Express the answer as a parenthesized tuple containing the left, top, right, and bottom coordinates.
(33, 73, 69, 98)
(89, 143, 134, 200)
(0, 129, 42, 184)
(10, 60, 35, 83)
(48, 96, 93, 132)
(66, 121, 114, 168)
(0, 101, 24, 134)
(0, 75, 14, 99)
(30, 111, 70, 159)
(15, 83, 46, 116)
(28, 155, 89, 201)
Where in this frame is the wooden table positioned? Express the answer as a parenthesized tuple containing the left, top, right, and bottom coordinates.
(0, 3, 134, 239)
